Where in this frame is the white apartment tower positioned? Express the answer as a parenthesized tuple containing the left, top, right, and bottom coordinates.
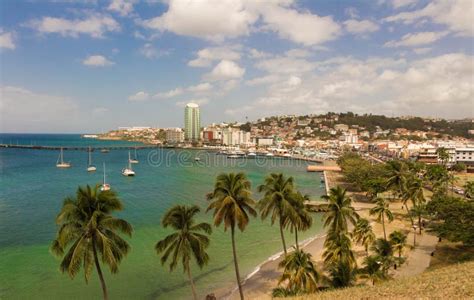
(184, 103, 200, 141)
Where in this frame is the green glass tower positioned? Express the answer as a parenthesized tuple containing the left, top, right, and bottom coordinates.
(184, 103, 200, 141)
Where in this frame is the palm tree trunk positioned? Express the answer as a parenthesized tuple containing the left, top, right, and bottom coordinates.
(279, 219, 287, 256)
(186, 261, 198, 300)
(418, 215, 422, 234)
(231, 226, 244, 300)
(92, 238, 108, 300)
(295, 227, 299, 251)
(382, 213, 386, 240)
(404, 203, 414, 227)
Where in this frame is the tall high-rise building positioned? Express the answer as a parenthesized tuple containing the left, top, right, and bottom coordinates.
(184, 103, 200, 141)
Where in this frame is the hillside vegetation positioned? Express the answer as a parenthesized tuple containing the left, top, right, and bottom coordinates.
(296, 261, 474, 299)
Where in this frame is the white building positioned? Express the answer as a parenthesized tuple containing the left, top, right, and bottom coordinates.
(221, 128, 251, 146)
(455, 147, 474, 166)
(165, 128, 184, 143)
(256, 137, 274, 146)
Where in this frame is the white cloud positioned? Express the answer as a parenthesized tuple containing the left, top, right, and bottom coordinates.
(245, 74, 281, 86)
(205, 60, 245, 81)
(254, 2, 341, 46)
(256, 56, 316, 74)
(384, 0, 473, 36)
(141, 0, 256, 41)
(82, 55, 114, 67)
(188, 46, 241, 67)
(29, 14, 120, 38)
(108, 0, 135, 16)
(128, 91, 149, 101)
(248, 48, 272, 59)
(139, 43, 170, 59)
(141, 0, 341, 45)
(227, 53, 473, 119)
(0, 86, 79, 132)
(92, 107, 109, 114)
(0, 30, 15, 49)
(187, 82, 213, 92)
(344, 19, 379, 34)
(344, 7, 359, 18)
(285, 49, 311, 58)
(153, 88, 183, 99)
(391, 0, 417, 9)
(413, 47, 431, 54)
(384, 31, 448, 47)
(176, 98, 209, 107)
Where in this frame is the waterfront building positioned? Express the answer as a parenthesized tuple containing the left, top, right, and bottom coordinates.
(165, 128, 184, 144)
(184, 103, 200, 141)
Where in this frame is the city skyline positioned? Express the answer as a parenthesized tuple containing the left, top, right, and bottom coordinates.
(1, 0, 473, 133)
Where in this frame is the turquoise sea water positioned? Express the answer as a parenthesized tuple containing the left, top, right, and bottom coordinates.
(0, 134, 325, 299)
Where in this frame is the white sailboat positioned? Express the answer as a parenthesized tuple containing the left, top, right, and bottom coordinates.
(56, 148, 71, 168)
(130, 148, 139, 164)
(87, 147, 97, 172)
(121, 151, 135, 176)
(100, 163, 111, 191)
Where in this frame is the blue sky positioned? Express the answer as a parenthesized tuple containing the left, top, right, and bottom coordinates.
(0, 0, 472, 133)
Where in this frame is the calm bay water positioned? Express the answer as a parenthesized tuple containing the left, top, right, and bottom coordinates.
(0, 134, 325, 299)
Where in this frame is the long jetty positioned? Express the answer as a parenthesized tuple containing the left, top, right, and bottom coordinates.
(0, 144, 161, 151)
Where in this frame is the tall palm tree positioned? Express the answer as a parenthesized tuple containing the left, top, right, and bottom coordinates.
(327, 259, 357, 288)
(370, 197, 394, 240)
(389, 230, 407, 258)
(403, 175, 425, 211)
(351, 218, 376, 254)
(323, 231, 357, 268)
(322, 186, 359, 234)
(359, 255, 388, 285)
(464, 181, 474, 200)
(385, 160, 408, 200)
(276, 249, 321, 294)
(436, 147, 450, 167)
(285, 191, 313, 250)
(257, 173, 296, 256)
(51, 185, 133, 300)
(155, 205, 212, 300)
(370, 238, 394, 274)
(410, 202, 427, 234)
(206, 172, 256, 300)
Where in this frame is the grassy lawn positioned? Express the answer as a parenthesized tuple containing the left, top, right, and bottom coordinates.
(454, 172, 474, 187)
(428, 240, 474, 270)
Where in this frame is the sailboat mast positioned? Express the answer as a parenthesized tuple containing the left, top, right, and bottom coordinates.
(128, 151, 132, 169)
(103, 162, 106, 184)
(88, 147, 92, 165)
(60, 148, 64, 164)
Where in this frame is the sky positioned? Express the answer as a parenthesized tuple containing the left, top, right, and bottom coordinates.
(0, 0, 473, 133)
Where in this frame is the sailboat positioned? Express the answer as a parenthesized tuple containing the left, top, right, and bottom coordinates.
(121, 151, 135, 176)
(130, 148, 139, 164)
(100, 163, 111, 191)
(87, 147, 97, 172)
(56, 148, 71, 168)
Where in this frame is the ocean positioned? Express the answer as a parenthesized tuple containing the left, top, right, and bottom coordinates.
(0, 134, 325, 299)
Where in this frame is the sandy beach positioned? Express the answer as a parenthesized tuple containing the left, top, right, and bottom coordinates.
(213, 163, 439, 299)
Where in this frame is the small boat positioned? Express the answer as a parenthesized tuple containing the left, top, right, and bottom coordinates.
(87, 147, 96, 172)
(266, 152, 274, 157)
(122, 151, 135, 176)
(100, 149, 110, 153)
(100, 163, 111, 191)
(194, 157, 201, 161)
(56, 148, 71, 168)
(247, 152, 257, 158)
(130, 148, 139, 164)
(283, 153, 292, 158)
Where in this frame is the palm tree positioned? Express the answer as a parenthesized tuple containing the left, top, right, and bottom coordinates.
(410, 202, 427, 234)
(370, 238, 394, 274)
(323, 231, 357, 268)
(359, 255, 388, 285)
(276, 249, 321, 294)
(322, 186, 359, 234)
(401, 175, 425, 227)
(385, 160, 408, 199)
(257, 173, 296, 256)
(436, 147, 450, 167)
(285, 191, 313, 250)
(351, 218, 376, 254)
(464, 181, 474, 199)
(206, 172, 256, 300)
(51, 185, 133, 300)
(389, 230, 407, 258)
(327, 259, 357, 288)
(370, 197, 394, 240)
(155, 205, 212, 300)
